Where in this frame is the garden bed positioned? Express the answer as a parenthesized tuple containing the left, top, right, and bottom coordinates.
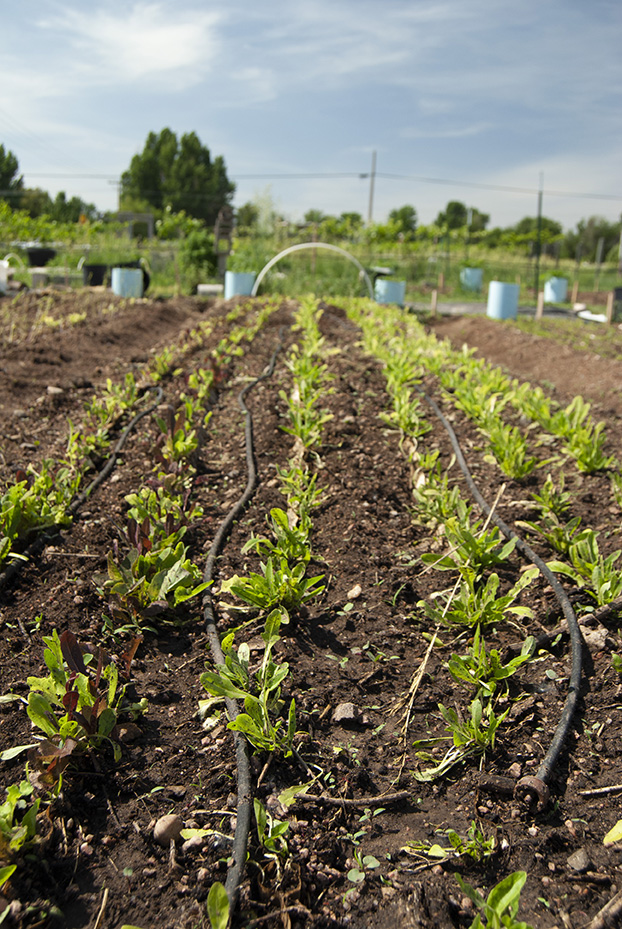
(1, 291, 622, 929)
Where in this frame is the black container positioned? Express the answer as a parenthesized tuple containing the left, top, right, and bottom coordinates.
(26, 247, 56, 267)
(82, 264, 108, 286)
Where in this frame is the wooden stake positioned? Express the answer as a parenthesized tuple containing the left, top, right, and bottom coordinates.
(536, 291, 545, 320)
(430, 289, 438, 313)
(438, 272, 444, 291)
(571, 280, 579, 305)
(606, 291, 615, 324)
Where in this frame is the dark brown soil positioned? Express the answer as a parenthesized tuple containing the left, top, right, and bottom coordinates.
(1, 292, 622, 929)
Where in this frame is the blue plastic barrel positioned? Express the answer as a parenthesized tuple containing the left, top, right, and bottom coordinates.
(375, 279, 406, 306)
(111, 267, 143, 298)
(460, 268, 483, 291)
(487, 281, 519, 320)
(224, 271, 256, 300)
(544, 277, 568, 303)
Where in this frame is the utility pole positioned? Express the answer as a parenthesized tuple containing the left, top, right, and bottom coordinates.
(534, 172, 543, 297)
(367, 150, 376, 225)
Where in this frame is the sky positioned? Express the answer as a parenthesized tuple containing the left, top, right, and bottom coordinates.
(1, 0, 621, 232)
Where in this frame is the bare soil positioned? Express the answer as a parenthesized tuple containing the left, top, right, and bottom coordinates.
(1, 292, 622, 929)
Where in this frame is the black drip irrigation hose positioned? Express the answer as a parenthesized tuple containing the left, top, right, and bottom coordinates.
(202, 329, 286, 914)
(416, 385, 583, 812)
(0, 386, 164, 597)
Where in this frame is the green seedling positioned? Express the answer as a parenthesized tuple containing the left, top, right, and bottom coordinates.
(0, 781, 39, 856)
(447, 626, 535, 698)
(22, 630, 146, 790)
(254, 798, 290, 879)
(220, 555, 325, 616)
(124, 486, 202, 548)
(484, 422, 538, 479)
(242, 507, 311, 563)
(347, 848, 381, 884)
(422, 516, 516, 580)
(548, 528, 622, 606)
(414, 697, 509, 782)
(153, 405, 198, 469)
(403, 820, 495, 863)
(95, 540, 209, 628)
(530, 472, 571, 519)
(419, 568, 537, 628)
(516, 511, 582, 556)
(456, 870, 533, 929)
(201, 610, 296, 757)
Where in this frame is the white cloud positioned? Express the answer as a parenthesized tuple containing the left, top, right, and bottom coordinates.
(37, 2, 222, 89)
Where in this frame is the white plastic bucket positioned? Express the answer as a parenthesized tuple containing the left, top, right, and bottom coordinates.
(0, 261, 8, 295)
(544, 277, 568, 303)
(460, 267, 483, 291)
(224, 271, 256, 300)
(111, 267, 143, 298)
(375, 279, 406, 306)
(487, 281, 519, 320)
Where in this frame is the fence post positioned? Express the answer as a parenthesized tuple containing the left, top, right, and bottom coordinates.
(606, 291, 615, 325)
(536, 291, 545, 321)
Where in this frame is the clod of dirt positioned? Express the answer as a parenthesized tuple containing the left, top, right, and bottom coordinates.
(154, 813, 184, 846)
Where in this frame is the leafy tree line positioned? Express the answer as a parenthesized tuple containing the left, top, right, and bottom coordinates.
(1, 135, 620, 264)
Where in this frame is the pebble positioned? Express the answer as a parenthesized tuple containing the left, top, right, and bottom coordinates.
(567, 848, 592, 873)
(153, 813, 183, 846)
(47, 385, 64, 395)
(347, 584, 362, 600)
(508, 762, 522, 779)
(332, 702, 361, 724)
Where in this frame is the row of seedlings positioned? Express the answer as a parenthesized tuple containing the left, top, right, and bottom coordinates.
(0, 300, 283, 915)
(341, 297, 554, 914)
(199, 296, 334, 924)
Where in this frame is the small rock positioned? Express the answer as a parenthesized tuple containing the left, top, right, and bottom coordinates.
(168, 785, 186, 799)
(583, 626, 608, 652)
(567, 848, 592, 873)
(181, 835, 205, 854)
(153, 813, 183, 846)
(143, 867, 157, 877)
(47, 385, 64, 395)
(528, 826, 539, 837)
(565, 819, 578, 839)
(196, 867, 209, 883)
(508, 762, 522, 779)
(332, 702, 361, 724)
(347, 584, 362, 600)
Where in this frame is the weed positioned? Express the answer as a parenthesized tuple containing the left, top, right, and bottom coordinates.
(455, 870, 533, 929)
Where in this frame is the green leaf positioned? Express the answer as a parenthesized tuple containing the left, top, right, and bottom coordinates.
(206, 881, 230, 929)
(0, 865, 16, 890)
(0, 743, 37, 761)
(486, 870, 527, 919)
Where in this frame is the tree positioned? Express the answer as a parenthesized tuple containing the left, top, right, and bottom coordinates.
(0, 144, 23, 205)
(389, 205, 417, 235)
(304, 209, 326, 224)
(236, 202, 259, 230)
(436, 200, 468, 230)
(562, 215, 621, 262)
(120, 129, 235, 226)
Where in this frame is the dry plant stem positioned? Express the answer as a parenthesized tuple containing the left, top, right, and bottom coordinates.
(297, 790, 410, 809)
(244, 905, 312, 928)
(579, 784, 622, 798)
(587, 889, 622, 929)
(91, 887, 109, 929)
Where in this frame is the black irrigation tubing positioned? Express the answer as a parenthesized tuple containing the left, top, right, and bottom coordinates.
(0, 386, 164, 598)
(202, 327, 286, 914)
(416, 384, 583, 812)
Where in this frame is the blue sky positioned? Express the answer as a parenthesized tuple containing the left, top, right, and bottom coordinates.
(1, 0, 621, 231)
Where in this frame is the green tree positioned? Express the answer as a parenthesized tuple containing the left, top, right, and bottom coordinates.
(389, 204, 417, 235)
(436, 200, 468, 230)
(236, 202, 259, 230)
(19, 188, 53, 218)
(304, 209, 326, 224)
(562, 215, 621, 262)
(50, 192, 98, 223)
(0, 144, 23, 205)
(468, 207, 490, 232)
(120, 129, 235, 226)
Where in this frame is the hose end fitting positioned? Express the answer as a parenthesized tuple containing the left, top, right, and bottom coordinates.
(515, 775, 550, 812)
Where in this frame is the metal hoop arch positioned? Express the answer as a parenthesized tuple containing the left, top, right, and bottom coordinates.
(250, 242, 374, 299)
